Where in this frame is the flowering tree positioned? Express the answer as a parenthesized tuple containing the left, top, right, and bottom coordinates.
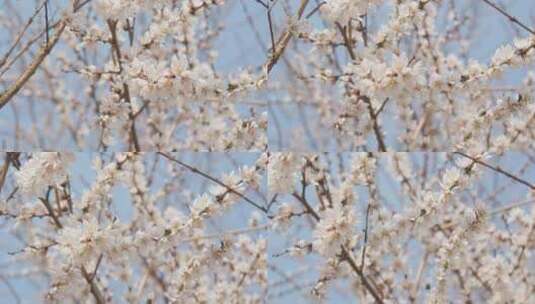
(1, 0, 535, 303)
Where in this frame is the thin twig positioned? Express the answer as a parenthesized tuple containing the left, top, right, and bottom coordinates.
(341, 246, 385, 304)
(0, 275, 21, 304)
(44, 0, 49, 44)
(363, 13, 368, 47)
(158, 152, 267, 212)
(0, 21, 66, 111)
(291, 192, 385, 303)
(0, 0, 47, 69)
(81, 266, 105, 304)
(252, 0, 268, 9)
(510, 224, 534, 275)
(375, 98, 389, 116)
(489, 198, 535, 216)
(140, 256, 168, 300)
(480, 0, 535, 35)
(292, 193, 319, 220)
(0, 19, 61, 78)
(305, 1, 326, 19)
(90, 254, 104, 281)
(38, 196, 63, 229)
(360, 203, 371, 270)
(267, 5, 276, 52)
(107, 20, 140, 151)
(337, 19, 387, 151)
(410, 250, 428, 302)
(266, 193, 278, 213)
(0, 155, 10, 194)
(363, 96, 387, 152)
(73, 0, 93, 12)
(337, 22, 356, 60)
(264, 0, 310, 73)
(454, 152, 535, 190)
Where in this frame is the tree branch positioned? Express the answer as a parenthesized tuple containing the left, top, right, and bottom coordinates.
(0, 155, 10, 194)
(107, 19, 140, 151)
(341, 246, 385, 304)
(454, 152, 535, 190)
(363, 96, 387, 152)
(264, 0, 310, 73)
(291, 192, 385, 303)
(0, 0, 48, 69)
(480, 0, 535, 35)
(0, 21, 66, 111)
(81, 266, 105, 304)
(37, 186, 105, 304)
(158, 152, 267, 212)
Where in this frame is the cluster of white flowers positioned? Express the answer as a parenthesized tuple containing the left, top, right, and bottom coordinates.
(93, 0, 139, 20)
(440, 167, 461, 191)
(15, 153, 73, 196)
(350, 153, 377, 185)
(343, 53, 426, 101)
(191, 193, 216, 217)
(55, 217, 125, 267)
(321, 0, 382, 25)
(268, 153, 300, 194)
(313, 204, 357, 256)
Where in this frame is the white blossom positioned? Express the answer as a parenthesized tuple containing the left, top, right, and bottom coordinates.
(15, 153, 73, 196)
(321, 0, 381, 24)
(268, 153, 300, 194)
(440, 167, 461, 191)
(313, 204, 357, 256)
